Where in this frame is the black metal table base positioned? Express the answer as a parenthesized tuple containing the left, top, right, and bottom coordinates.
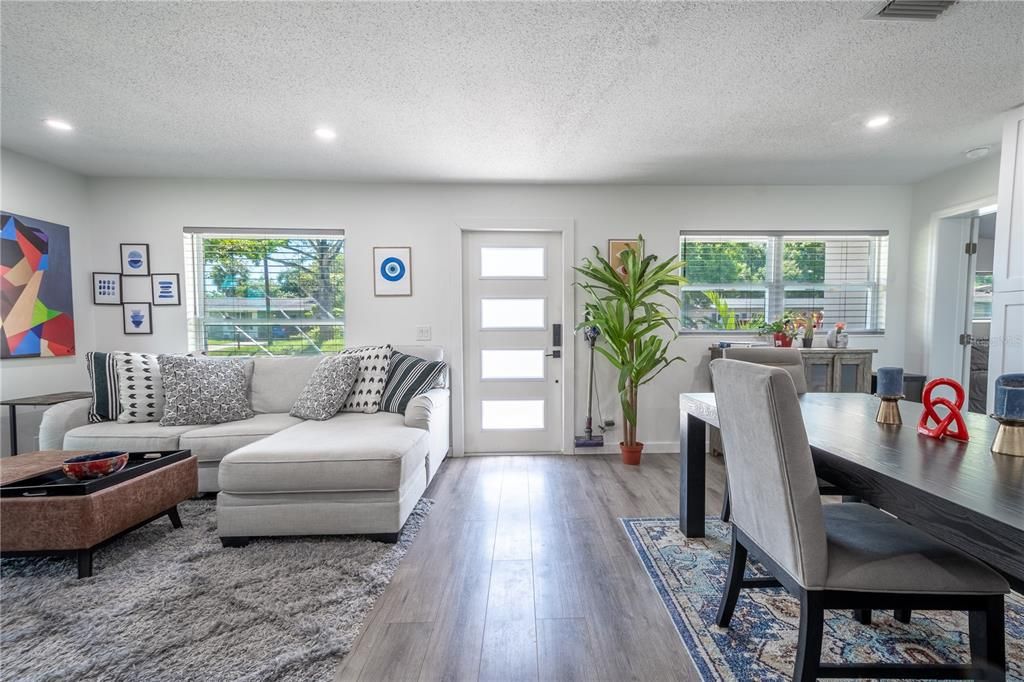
(1, 505, 183, 578)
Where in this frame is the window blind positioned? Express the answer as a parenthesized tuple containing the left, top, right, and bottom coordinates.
(183, 230, 345, 356)
(680, 232, 888, 333)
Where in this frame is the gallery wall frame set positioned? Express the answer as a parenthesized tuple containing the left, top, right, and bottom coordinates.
(92, 243, 180, 337)
(374, 246, 412, 296)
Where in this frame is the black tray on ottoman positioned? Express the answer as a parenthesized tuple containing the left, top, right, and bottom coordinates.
(0, 450, 191, 497)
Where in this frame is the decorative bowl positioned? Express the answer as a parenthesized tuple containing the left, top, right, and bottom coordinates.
(62, 451, 129, 480)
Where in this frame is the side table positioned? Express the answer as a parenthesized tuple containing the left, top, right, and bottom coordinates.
(1, 391, 91, 455)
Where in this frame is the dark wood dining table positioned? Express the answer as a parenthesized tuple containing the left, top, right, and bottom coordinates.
(679, 392, 1024, 591)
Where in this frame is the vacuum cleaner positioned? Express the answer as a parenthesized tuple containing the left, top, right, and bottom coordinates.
(574, 324, 605, 447)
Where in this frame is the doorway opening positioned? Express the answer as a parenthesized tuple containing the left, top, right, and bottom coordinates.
(928, 205, 997, 413)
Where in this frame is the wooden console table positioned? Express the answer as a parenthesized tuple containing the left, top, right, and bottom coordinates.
(709, 346, 877, 393)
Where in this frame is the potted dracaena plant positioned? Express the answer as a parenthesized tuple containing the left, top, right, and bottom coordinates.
(574, 235, 686, 465)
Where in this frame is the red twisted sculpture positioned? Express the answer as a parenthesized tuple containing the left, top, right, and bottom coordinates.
(916, 377, 970, 442)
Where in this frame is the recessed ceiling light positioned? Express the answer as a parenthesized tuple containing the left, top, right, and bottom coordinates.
(314, 127, 337, 141)
(865, 115, 891, 129)
(977, 204, 998, 216)
(964, 146, 991, 160)
(44, 118, 73, 132)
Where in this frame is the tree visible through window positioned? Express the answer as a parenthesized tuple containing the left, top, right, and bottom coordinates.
(184, 231, 344, 356)
(680, 232, 888, 333)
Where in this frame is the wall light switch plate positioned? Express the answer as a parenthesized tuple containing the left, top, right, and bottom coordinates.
(416, 325, 432, 341)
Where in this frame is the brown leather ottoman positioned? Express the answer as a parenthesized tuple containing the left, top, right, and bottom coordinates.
(0, 450, 197, 577)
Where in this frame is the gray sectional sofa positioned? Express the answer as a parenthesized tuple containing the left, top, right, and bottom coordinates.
(39, 346, 450, 543)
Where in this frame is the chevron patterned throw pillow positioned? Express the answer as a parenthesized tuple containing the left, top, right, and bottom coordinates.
(339, 344, 393, 414)
(114, 351, 165, 423)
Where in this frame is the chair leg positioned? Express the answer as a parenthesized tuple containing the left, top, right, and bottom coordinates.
(894, 608, 912, 624)
(969, 595, 1006, 681)
(720, 479, 731, 523)
(794, 590, 825, 682)
(853, 608, 872, 625)
(715, 527, 747, 628)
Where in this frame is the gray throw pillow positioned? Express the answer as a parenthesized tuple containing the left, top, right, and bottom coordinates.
(158, 355, 255, 426)
(290, 354, 361, 420)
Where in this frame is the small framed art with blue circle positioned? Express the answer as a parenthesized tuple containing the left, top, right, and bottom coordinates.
(151, 273, 181, 306)
(120, 243, 151, 276)
(373, 246, 412, 296)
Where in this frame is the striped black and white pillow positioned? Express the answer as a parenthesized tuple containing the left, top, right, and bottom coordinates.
(86, 351, 120, 423)
(380, 351, 448, 414)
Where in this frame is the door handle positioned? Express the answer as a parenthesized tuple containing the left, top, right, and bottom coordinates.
(546, 350, 562, 359)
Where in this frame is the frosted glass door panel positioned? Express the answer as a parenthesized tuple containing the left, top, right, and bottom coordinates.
(481, 247, 545, 278)
(480, 298, 545, 329)
(481, 349, 546, 380)
(481, 400, 545, 430)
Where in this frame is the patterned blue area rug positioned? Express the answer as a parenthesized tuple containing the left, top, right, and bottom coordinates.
(622, 515, 1024, 681)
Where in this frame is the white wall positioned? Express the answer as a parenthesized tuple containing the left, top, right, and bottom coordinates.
(0, 150, 95, 454)
(906, 155, 1001, 375)
(84, 177, 912, 452)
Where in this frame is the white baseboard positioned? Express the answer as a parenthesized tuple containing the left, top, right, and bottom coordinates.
(571, 440, 678, 456)
(448, 441, 680, 457)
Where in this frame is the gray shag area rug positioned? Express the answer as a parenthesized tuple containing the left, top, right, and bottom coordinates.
(0, 497, 433, 681)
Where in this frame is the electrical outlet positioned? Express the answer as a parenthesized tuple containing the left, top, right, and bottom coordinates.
(415, 325, 432, 341)
(603, 419, 616, 428)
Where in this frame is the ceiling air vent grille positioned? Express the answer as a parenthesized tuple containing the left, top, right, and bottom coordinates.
(868, 1, 957, 21)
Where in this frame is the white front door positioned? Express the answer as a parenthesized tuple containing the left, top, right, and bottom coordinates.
(463, 231, 564, 454)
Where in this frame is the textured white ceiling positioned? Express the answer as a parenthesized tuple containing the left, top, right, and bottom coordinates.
(2, 1, 1022, 184)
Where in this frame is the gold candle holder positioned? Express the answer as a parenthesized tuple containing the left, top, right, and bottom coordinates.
(875, 395, 903, 425)
(991, 416, 1024, 457)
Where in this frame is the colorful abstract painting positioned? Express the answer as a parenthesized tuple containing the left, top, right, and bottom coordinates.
(1, 212, 76, 358)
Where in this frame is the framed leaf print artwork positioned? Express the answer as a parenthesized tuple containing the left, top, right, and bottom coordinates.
(608, 238, 641, 280)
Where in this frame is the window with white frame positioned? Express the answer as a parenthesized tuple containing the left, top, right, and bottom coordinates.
(679, 231, 888, 333)
(183, 228, 344, 355)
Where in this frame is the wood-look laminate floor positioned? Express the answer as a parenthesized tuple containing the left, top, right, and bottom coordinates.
(336, 452, 725, 682)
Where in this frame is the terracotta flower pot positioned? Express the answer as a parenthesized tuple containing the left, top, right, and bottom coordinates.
(620, 441, 644, 465)
(773, 333, 794, 348)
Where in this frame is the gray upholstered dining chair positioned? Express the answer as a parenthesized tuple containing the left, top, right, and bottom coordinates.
(710, 359, 1009, 681)
(715, 347, 844, 523)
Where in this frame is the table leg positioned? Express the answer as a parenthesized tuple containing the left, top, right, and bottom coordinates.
(77, 549, 93, 579)
(8, 405, 18, 456)
(679, 412, 707, 538)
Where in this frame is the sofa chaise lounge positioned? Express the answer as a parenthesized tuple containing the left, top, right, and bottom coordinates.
(39, 345, 449, 543)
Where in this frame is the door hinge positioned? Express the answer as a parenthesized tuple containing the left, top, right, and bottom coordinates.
(965, 242, 977, 255)
(959, 333, 974, 346)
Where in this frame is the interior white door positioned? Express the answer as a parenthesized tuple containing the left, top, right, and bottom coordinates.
(989, 104, 1024, 411)
(463, 231, 563, 454)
